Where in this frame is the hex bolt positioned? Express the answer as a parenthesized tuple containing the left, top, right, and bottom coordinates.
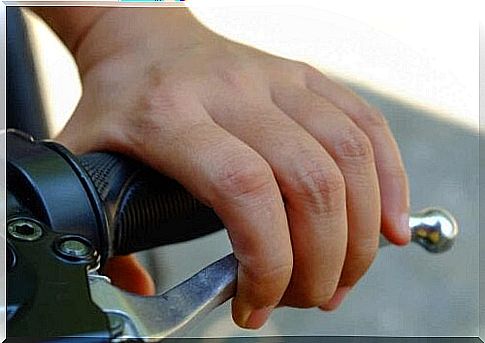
(8, 219, 43, 241)
(58, 239, 93, 258)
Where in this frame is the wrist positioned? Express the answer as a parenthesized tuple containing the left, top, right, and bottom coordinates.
(59, 7, 208, 76)
(30, 7, 112, 55)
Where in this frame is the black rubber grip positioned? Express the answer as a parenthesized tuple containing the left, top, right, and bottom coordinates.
(78, 152, 224, 256)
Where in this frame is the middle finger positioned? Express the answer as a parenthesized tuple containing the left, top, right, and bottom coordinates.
(272, 85, 381, 308)
(205, 101, 348, 308)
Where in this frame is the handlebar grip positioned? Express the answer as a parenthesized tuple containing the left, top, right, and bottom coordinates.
(78, 152, 224, 256)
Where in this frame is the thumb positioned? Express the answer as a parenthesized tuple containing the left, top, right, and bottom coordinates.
(54, 99, 107, 154)
(55, 100, 156, 296)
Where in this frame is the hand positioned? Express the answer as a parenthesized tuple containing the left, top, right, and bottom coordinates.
(49, 7, 410, 329)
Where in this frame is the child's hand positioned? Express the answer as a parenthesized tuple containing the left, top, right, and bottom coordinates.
(42, 7, 410, 329)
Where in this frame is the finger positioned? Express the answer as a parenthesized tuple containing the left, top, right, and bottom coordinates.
(55, 97, 111, 154)
(206, 101, 348, 309)
(303, 65, 410, 245)
(272, 85, 380, 308)
(108, 103, 293, 329)
(103, 255, 156, 296)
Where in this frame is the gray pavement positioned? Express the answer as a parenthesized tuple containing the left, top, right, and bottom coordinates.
(138, 81, 479, 337)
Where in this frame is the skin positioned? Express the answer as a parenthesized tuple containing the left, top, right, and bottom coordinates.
(31, 7, 411, 329)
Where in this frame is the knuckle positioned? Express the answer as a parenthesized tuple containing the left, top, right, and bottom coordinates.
(241, 262, 293, 305)
(296, 61, 317, 75)
(341, 240, 379, 286)
(381, 163, 407, 181)
(142, 84, 186, 115)
(214, 156, 275, 201)
(293, 159, 345, 210)
(359, 105, 389, 129)
(140, 67, 195, 117)
(296, 61, 328, 83)
(148, 87, 177, 106)
(218, 68, 244, 88)
(213, 60, 254, 93)
(125, 110, 165, 146)
(334, 127, 375, 163)
(293, 279, 338, 308)
(244, 263, 293, 289)
(352, 238, 379, 265)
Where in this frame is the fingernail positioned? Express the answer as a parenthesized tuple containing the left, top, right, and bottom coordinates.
(319, 287, 351, 311)
(244, 306, 274, 329)
(400, 213, 411, 241)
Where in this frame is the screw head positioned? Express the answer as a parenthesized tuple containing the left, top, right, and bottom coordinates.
(55, 236, 95, 262)
(59, 239, 92, 257)
(8, 219, 43, 241)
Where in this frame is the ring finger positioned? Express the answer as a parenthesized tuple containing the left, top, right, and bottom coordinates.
(272, 85, 381, 309)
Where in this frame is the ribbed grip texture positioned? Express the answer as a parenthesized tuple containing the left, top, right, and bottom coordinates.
(79, 153, 224, 256)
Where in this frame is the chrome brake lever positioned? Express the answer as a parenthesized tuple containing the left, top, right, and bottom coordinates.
(89, 254, 237, 341)
(89, 207, 458, 342)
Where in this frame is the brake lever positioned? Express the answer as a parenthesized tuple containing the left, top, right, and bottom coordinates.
(90, 207, 458, 341)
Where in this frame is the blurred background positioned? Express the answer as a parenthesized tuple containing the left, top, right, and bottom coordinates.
(4, 1, 480, 338)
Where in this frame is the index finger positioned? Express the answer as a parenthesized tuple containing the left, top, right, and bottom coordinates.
(115, 107, 293, 329)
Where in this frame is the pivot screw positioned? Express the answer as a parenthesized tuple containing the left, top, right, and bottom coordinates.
(55, 236, 95, 263)
(8, 219, 43, 241)
(59, 239, 92, 258)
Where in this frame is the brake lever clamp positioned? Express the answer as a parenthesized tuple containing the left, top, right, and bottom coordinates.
(90, 207, 458, 341)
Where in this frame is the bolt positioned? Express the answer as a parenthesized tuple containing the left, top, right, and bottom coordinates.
(8, 219, 43, 241)
(59, 239, 92, 258)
